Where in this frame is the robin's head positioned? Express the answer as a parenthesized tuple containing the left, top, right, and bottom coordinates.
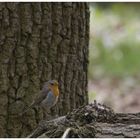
(49, 80, 59, 87)
(48, 80, 59, 96)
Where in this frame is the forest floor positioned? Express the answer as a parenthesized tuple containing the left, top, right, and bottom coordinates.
(88, 77, 140, 113)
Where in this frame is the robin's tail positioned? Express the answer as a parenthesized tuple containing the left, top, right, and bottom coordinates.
(18, 103, 34, 116)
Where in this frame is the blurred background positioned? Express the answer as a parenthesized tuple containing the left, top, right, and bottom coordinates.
(88, 3, 140, 113)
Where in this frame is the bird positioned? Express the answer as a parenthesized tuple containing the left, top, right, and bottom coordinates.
(20, 80, 59, 119)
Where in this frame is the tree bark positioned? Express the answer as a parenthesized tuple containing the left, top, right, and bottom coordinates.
(27, 102, 140, 138)
(0, 3, 89, 137)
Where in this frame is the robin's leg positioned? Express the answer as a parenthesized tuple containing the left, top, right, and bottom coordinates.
(51, 106, 58, 119)
(42, 107, 51, 120)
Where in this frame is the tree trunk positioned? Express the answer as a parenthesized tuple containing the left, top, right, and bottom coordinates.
(0, 3, 89, 137)
(27, 102, 140, 138)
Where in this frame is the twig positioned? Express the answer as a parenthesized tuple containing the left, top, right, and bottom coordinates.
(62, 128, 72, 138)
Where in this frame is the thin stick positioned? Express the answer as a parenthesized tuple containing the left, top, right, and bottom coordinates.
(62, 128, 72, 138)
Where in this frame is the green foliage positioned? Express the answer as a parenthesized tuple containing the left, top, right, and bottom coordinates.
(89, 3, 140, 80)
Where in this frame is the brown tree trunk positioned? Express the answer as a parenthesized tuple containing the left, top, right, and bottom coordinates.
(0, 3, 89, 137)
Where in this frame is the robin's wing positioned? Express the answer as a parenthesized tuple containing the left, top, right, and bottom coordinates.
(32, 89, 50, 106)
(19, 87, 51, 115)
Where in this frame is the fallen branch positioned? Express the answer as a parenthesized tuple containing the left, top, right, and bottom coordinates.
(28, 101, 140, 138)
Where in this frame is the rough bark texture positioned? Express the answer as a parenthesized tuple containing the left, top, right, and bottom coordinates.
(27, 102, 140, 138)
(0, 3, 89, 137)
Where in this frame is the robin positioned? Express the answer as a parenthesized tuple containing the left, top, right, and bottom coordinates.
(20, 80, 59, 119)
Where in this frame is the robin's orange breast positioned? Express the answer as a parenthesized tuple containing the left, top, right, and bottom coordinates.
(51, 86, 59, 97)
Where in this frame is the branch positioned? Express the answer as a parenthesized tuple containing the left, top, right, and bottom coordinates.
(27, 101, 140, 138)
